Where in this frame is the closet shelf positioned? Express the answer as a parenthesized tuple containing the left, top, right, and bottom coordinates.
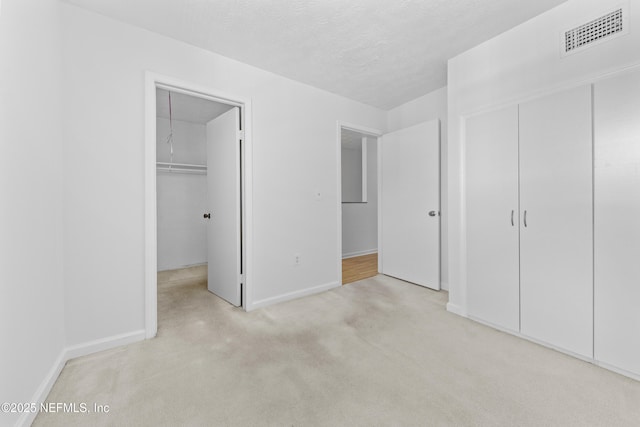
(156, 162, 207, 175)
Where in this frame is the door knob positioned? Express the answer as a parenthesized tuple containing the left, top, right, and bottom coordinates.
(428, 211, 439, 217)
(204, 213, 211, 219)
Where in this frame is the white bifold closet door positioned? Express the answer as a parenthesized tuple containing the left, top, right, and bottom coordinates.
(381, 119, 440, 290)
(466, 106, 520, 332)
(519, 85, 593, 358)
(594, 70, 640, 376)
(206, 107, 242, 307)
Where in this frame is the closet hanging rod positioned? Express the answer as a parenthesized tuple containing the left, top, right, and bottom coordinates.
(156, 167, 206, 175)
(156, 161, 207, 169)
(157, 169, 206, 174)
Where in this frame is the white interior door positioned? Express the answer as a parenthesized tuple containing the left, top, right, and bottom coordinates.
(206, 107, 241, 306)
(519, 85, 593, 358)
(466, 106, 520, 332)
(381, 120, 440, 290)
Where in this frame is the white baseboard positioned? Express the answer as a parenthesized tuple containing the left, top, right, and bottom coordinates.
(157, 262, 207, 273)
(342, 249, 378, 259)
(594, 360, 640, 382)
(467, 314, 640, 382)
(446, 302, 467, 317)
(65, 329, 146, 360)
(247, 281, 340, 311)
(17, 350, 67, 427)
(16, 329, 146, 427)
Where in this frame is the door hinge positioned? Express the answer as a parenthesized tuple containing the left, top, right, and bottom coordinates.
(237, 130, 245, 140)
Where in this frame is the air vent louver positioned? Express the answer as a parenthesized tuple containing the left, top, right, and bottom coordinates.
(564, 8, 624, 53)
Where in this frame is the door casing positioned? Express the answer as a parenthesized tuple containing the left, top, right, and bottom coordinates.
(336, 122, 383, 283)
(144, 72, 253, 338)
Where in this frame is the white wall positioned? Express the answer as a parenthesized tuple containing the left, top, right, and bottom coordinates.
(447, 0, 640, 314)
(342, 138, 378, 258)
(386, 87, 448, 289)
(0, 0, 66, 426)
(60, 3, 386, 346)
(387, 86, 447, 135)
(157, 118, 207, 164)
(156, 118, 208, 271)
(341, 145, 363, 203)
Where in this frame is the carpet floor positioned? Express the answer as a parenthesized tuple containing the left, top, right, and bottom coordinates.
(34, 274, 640, 426)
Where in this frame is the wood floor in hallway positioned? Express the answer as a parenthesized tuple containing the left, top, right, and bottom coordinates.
(342, 253, 378, 284)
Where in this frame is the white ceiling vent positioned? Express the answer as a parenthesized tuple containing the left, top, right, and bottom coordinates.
(562, 4, 629, 56)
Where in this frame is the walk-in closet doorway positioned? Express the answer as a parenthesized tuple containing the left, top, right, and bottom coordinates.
(144, 74, 253, 339)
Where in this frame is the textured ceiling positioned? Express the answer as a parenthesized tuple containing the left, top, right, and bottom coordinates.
(67, 0, 566, 109)
(156, 89, 232, 124)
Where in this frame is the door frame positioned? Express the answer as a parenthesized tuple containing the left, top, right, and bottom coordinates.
(144, 72, 253, 338)
(336, 121, 383, 284)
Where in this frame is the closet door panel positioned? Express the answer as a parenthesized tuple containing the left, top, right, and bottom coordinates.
(466, 106, 520, 332)
(594, 70, 640, 376)
(519, 85, 593, 357)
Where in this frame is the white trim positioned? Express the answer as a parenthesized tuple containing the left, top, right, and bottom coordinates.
(460, 60, 640, 120)
(145, 71, 254, 339)
(342, 249, 378, 259)
(361, 137, 368, 203)
(16, 330, 146, 427)
(469, 315, 594, 362)
(436, 119, 443, 291)
(467, 315, 521, 336)
(144, 73, 158, 338)
(242, 99, 254, 311)
(17, 351, 66, 427)
(247, 281, 340, 311)
(467, 314, 640, 380)
(446, 302, 467, 317)
(377, 133, 383, 274)
(336, 121, 383, 287)
(155, 82, 244, 108)
(336, 122, 343, 285)
(157, 262, 208, 273)
(595, 360, 640, 382)
(339, 122, 383, 137)
(518, 333, 594, 363)
(458, 115, 468, 314)
(65, 330, 146, 360)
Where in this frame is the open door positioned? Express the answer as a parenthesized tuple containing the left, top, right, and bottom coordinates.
(206, 107, 242, 306)
(381, 120, 440, 290)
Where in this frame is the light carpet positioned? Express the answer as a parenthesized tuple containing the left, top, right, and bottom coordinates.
(34, 273, 640, 426)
